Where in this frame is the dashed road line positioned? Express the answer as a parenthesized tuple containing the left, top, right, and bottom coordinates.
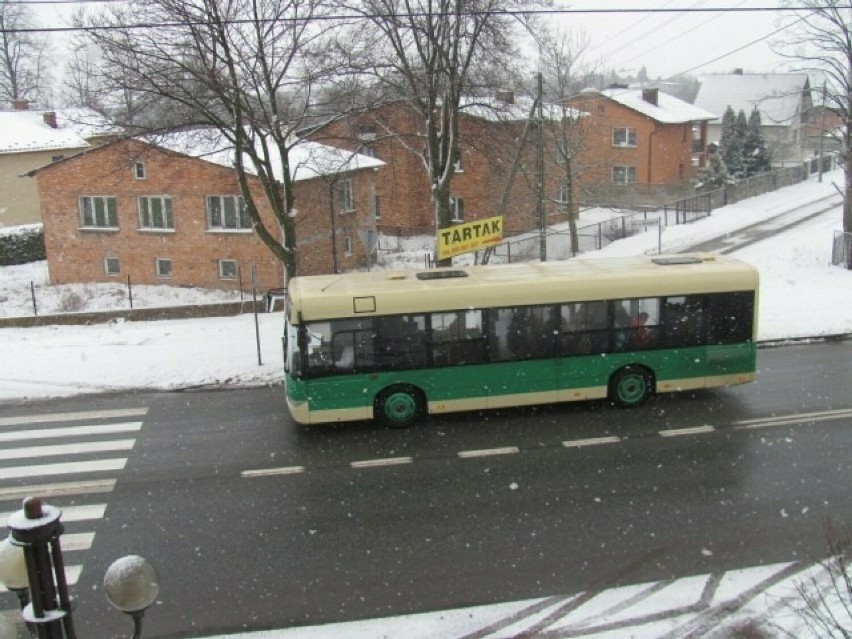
(458, 446, 520, 459)
(242, 466, 306, 478)
(351, 456, 413, 469)
(562, 436, 621, 448)
(659, 425, 716, 437)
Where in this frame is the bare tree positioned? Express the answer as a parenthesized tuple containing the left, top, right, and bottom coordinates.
(534, 25, 595, 256)
(0, 0, 52, 105)
(773, 1, 852, 234)
(77, 0, 357, 277)
(351, 0, 531, 265)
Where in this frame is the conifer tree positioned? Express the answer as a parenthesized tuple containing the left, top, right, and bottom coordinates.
(694, 149, 730, 191)
(743, 108, 771, 176)
(719, 106, 742, 178)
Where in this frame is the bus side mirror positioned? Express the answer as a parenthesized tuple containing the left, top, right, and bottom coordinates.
(297, 326, 309, 350)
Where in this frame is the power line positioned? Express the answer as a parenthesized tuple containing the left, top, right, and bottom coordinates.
(0, 5, 810, 36)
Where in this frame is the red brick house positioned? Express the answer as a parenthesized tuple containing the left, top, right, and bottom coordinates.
(566, 87, 716, 205)
(309, 95, 573, 238)
(29, 134, 382, 290)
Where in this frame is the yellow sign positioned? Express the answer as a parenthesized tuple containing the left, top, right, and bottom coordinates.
(436, 216, 503, 260)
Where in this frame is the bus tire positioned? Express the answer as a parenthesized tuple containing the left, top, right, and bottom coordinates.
(609, 366, 653, 408)
(374, 385, 425, 428)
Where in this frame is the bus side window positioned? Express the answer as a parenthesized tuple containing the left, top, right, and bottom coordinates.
(664, 296, 705, 347)
(377, 314, 427, 369)
(430, 310, 486, 366)
(707, 292, 754, 344)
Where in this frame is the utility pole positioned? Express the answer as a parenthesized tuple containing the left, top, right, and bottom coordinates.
(536, 72, 546, 262)
(818, 80, 827, 183)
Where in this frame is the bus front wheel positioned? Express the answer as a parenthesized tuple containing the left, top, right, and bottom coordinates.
(375, 385, 425, 428)
(610, 366, 653, 408)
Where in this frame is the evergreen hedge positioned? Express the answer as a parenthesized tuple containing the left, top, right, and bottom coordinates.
(0, 226, 46, 266)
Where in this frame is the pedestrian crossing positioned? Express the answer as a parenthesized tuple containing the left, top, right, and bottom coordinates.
(0, 406, 148, 598)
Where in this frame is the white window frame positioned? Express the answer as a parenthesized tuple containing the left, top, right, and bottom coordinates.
(155, 258, 172, 278)
(556, 183, 570, 204)
(79, 196, 118, 229)
(138, 196, 173, 230)
(218, 259, 238, 279)
(450, 196, 464, 222)
(338, 178, 355, 214)
(343, 235, 353, 256)
(134, 161, 146, 180)
(612, 127, 637, 148)
(612, 166, 637, 185)
(104, 257, 120, 276)
(207, 195, 251, 231)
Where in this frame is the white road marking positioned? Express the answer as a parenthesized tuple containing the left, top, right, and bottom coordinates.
(562, 436, 621, 448)
(0, 504, 106, 525)
(659, 425, 716, 437)
(0, 479, 117, 501)
(0, 439, 136, 461)
(350, 457, 413, 469)
(458, 446, 520, 459)
(61, 532, 95, 552)
(0, 408, 148, 427)
(0, 459, 127, 481)
(733, 408, 852, 430)
(0, 422, 143, 443)
(242, 466, 306, 478)
(0, 565, 82, 594)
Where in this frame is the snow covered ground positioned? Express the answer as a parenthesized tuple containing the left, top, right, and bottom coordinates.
(0, 170, 850, 638)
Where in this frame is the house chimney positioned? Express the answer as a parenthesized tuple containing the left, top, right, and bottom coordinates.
(495, 90, 514, 105)
(642, 88, 658, 106)
(42, 112, 57, 128)
(11, 99, 29, 111)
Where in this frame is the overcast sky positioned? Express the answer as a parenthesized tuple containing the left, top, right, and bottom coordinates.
(29, 0, 799, 99)
(552, 0, 794, 79)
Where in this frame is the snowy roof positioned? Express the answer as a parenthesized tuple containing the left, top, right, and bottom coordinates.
(0, 108, 119, 154)
(591, 87, 717, 124)
(694, 74, 810, 126)
(151, 128, 384, 182)
(461, 95, 584, 122)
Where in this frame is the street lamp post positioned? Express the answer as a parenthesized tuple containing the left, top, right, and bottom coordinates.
(0, 497, 158, 639)
(5, 497, 75, 639)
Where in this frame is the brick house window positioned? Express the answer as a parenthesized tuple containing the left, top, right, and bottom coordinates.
(373, 195, 381, 220)
(557, 184, 570, 206)
(612, 166, 637, 185)
(343, 235, 353, 256)
(138, 196, 173, 230)
(79, 196, 118, 229)
(612, 127, 637, 148)
(104, 257, 120, 276)
(338, 179, 354, 213)
(450, 196, 464, 222)
(134, 161, 146, 179)
(207, 195, 250, 230)
(218, 259, 238, 279)
(453, 147, 463, 172)
(155, 258, 172, 278)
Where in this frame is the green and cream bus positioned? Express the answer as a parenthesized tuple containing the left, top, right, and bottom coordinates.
(283, 254, 758, 426)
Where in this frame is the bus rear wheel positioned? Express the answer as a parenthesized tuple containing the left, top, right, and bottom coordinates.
(375, 385, 425, 428)
(610, 366, 653, 408)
